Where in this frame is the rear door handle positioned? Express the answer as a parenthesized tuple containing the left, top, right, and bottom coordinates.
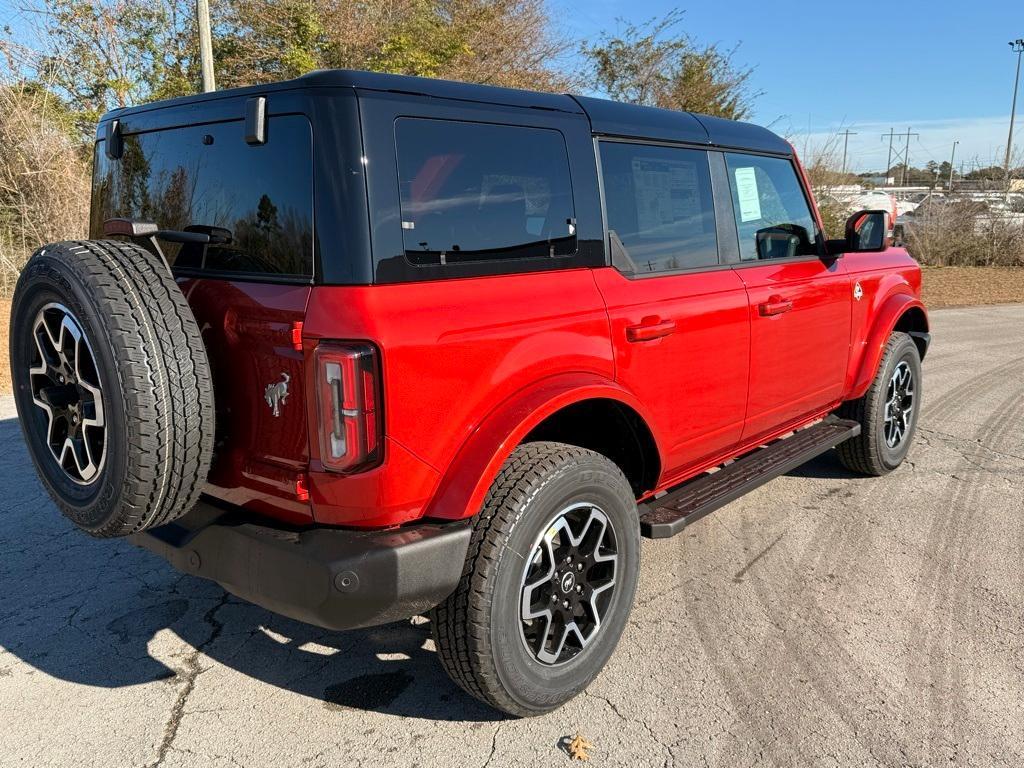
(758, 296, 793, 316)
(626, 317, 676, 342)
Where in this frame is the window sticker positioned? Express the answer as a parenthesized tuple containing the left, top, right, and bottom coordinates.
(631, 157, 701, 233)
(733, 166, 762, 222)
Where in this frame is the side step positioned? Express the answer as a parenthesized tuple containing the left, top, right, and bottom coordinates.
(639, 418, 860, 539)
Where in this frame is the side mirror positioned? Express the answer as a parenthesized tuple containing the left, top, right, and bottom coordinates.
(828, 209, 890, 256)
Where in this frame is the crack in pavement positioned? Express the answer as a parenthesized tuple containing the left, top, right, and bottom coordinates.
(149, 592, 230, 768)
(583, 689, 674, 763)
(481, 723, 500, 768)
(918, 427, 1024, 464)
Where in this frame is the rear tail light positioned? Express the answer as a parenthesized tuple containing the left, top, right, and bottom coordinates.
(315, 342, 383, 473)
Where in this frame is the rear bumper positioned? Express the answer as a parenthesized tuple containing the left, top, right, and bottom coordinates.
(129, 501, 472, 630)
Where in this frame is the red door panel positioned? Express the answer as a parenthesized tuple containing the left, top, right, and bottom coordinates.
(735, 259, 851, 442)
(592, 267, 750, 483)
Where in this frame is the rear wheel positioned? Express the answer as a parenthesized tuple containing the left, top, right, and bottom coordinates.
(10, 240, 214, 537)
(836, 331, 921, 475)
(430, 442, 640, 716)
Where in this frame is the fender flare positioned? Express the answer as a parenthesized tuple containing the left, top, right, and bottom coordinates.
(848, 291, 929, 400)
(423, 372, 662, 521)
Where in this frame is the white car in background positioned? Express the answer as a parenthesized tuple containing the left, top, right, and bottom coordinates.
(817, 189, 900, 241)
(848, 190, 903, 219)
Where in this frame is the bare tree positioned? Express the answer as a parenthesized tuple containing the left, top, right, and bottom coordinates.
(0, 82, 90, 296)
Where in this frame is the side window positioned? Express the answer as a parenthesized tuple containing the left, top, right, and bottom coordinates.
(599, 142, 718, 274)
(395, 118, 576, 265)
(724, 153, 820, 261)
(91, 116, 314, 276)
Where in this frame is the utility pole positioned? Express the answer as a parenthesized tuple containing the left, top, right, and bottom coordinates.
(197, 0, 216, 93)
(948, 140, 959, 191)
(899, 127, 919, 186)
(1004, 39, 1024, 199)
(839, 129, 858, 177)
(881, 128, 897, 184)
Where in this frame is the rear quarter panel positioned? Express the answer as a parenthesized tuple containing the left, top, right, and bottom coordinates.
(302, 270, 614, 526)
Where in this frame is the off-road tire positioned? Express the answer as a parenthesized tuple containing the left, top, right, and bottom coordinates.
(430, 442, 641, 717)
(10, 240, 214, 537)
(836, 331, 921, 476)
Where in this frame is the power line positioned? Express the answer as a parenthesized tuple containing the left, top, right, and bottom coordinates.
(898, 128, 919, 185)
(881, 128, 897, 183)
(949, 140, 959, 190)
(1004, 39, 1024, 195)
(838, 129, 858, 176)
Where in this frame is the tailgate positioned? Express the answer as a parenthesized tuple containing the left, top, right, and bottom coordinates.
(179, 277, 312, 523)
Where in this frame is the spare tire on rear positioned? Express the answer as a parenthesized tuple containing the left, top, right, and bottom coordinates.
(9, 240, 214, 537)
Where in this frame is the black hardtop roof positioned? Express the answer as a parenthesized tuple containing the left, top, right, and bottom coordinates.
(100, 69, 791, 155)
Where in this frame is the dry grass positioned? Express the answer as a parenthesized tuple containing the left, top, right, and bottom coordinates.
(922, 267, 1024, 309)
(905, 203, 1024, 268)
(0, 85, 90, 296)
(1, 298, 10, 394)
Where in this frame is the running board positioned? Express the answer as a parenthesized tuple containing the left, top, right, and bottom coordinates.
(638, 418, 861, 539)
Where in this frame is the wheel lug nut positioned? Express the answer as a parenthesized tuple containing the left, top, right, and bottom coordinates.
(577, 563, 583, 571)
(563, 600, 569, 608)
(576, 585, 582, 593)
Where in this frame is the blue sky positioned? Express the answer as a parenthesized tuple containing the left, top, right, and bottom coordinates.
(554, 0, 1024, 172)
(3, 0, 1020, 172)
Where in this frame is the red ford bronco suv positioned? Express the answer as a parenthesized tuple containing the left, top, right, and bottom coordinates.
(9, 70, 929, 717)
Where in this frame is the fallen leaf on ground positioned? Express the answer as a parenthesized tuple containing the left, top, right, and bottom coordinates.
(568, 732, 594, 761)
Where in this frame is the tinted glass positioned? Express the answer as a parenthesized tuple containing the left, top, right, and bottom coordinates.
(724, 153, 819, 261)
(395, 118, 576, 264)
(599, 142, 718, 274)
(91, 116, 313, 276)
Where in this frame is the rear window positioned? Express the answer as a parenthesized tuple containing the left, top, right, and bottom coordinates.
(599, 142, 718, 274)
(394, 118, 576, 265)
(90, 115, 313, 277)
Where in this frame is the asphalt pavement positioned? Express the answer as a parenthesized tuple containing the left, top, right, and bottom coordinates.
(1, 303, 1022, 767)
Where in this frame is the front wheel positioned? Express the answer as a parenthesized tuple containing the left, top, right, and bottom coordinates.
(836, 331, 922, 475)
(430, 442, 641, 717)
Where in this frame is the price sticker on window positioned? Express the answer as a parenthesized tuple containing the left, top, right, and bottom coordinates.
(733, 167, 762, 222)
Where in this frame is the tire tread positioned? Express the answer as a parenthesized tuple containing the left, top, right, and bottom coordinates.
(836, 331, 918, 476)
(430, 442, 632, 716)
(13, 240, 214, 537)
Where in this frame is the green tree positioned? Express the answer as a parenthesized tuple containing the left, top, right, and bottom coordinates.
(581, 10, 758, 119)
(215, 0, 573, 91)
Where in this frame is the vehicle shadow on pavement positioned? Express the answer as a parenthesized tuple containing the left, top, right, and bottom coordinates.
(785, 450, 861, 480)
(0, 414, 503, 723)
